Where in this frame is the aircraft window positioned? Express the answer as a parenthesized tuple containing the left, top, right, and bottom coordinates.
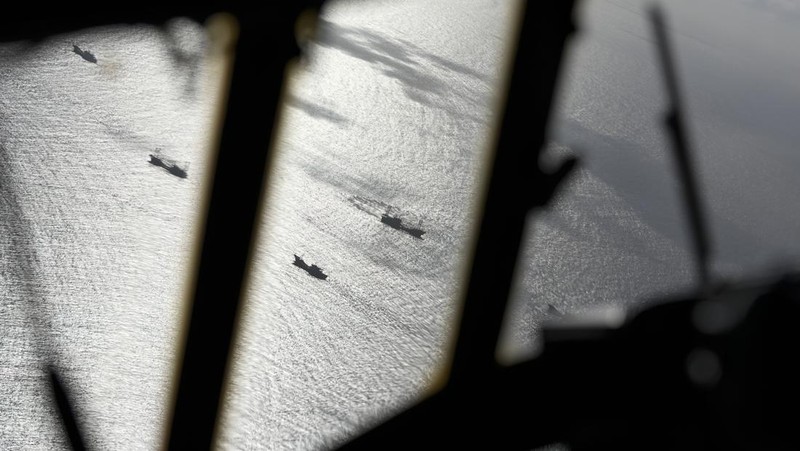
(216, 0, 520, 448)
(499, 0, 800, 364)
(0, 19, 227, 449)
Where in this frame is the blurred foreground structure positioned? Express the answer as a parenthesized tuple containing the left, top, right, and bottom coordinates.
(5, 2, 800, 450)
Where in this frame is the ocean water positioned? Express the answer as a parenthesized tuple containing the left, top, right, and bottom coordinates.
(3, 0, 800, 450)
(0, 19, 223, 450)
(217, 1, 518, 448)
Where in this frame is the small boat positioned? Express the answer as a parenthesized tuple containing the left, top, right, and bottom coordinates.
(167, 164, 188, 179)
(149, 154, 167, 168)
(380, 214, 425, 239)
(149, 153, 188, 179)
(72, 45, 97, 64)
(293, 254, 328, 280)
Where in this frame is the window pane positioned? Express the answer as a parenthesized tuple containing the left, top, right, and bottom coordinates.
(499, 0, 800, 363)
(0, 19, 226, 449)
(217, 0, 519, 448)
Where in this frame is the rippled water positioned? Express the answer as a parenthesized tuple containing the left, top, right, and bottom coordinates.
(218, 1, 517, 448)
(0, 19, 221, 450)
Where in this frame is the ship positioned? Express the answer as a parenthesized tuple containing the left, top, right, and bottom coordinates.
(149, 153, 188, 179)
(293, 254, 328, 280)
(72, 45, 97, 63)
(380, 214, 425, 239)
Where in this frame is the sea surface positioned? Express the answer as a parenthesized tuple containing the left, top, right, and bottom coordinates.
(0, 17, 223, 450)
(2, 1, 800, 450)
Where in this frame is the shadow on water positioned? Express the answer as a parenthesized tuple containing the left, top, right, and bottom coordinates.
(159, 20, 208, 99)
(395, 36, 492, 82)
(554, 118, 778, 268)
(315, 19, 490, 123)
(165, 44, 200, 99)
(0, 144, 53, 351)
(299, 157, 380, 198)
(0, 143, 85, 448)
(286, 94, 350, 126)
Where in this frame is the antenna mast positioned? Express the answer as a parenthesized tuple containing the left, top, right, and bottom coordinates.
(651, 6, 712, 292)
